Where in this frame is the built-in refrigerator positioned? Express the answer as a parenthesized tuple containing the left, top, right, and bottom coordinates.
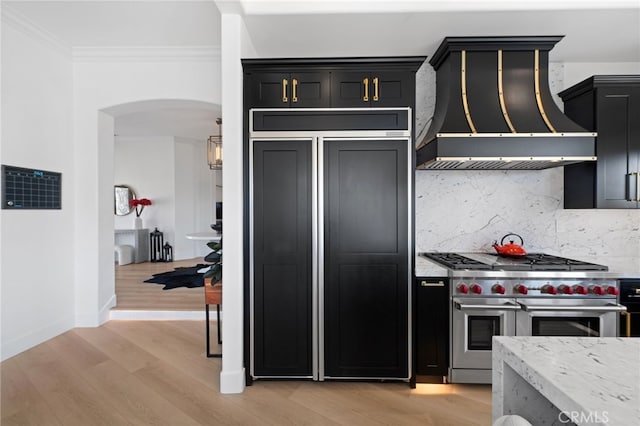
(249, 108, 412, 381)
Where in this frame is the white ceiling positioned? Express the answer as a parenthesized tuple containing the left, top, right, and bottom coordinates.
(4, 0, 639, 140)
(243, 8, 640, 62)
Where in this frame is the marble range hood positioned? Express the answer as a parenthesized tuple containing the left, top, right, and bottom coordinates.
(416, 36, 597, 170)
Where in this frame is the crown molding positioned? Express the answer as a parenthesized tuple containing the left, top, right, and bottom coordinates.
(1, 4, 220, 62)
(72, 46, 222, 62)
(1, 4, 72, 57)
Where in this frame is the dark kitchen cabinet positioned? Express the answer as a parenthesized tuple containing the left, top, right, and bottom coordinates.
(560, 75, 640, 209)
(415, 277, 449, 382)
(246, 72, 330, 108)
(330, 70, 415, 107)
(244, 57, 423, 384)
(244, 58, 423, 110)
(619, 279, 640, 337)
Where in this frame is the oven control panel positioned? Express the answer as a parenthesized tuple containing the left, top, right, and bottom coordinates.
(452, 278, 619, 298)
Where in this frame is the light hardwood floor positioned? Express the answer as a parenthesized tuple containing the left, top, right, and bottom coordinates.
(1, 321, 492, 426)
(114, 258, 207, 311)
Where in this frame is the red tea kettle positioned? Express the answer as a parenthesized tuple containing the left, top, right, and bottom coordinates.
(493, 233, 527, 258)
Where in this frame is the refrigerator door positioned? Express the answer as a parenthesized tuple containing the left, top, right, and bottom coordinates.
(251, 138, 314, 378)
(322, 137, 410, 380)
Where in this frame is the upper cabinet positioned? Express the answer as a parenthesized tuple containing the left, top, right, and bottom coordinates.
(246, 72, 331, 108)
(330, 70, 415, 107)
(560, 75, 640, 209)
(243, 58, 425, 110)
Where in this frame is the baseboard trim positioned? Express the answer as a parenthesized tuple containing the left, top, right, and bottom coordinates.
(109, 310, 209, 320)
(1, 315, 74, 362)
(99, 294, 118, 324)
(220, 367, 246, 394)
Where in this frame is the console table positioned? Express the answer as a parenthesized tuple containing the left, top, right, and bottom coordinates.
(115, 228, 149, 263)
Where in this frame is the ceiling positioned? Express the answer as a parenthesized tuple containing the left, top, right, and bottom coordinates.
(3, 0, 639, 140)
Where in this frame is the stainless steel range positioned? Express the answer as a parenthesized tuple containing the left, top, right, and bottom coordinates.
(419, 252, 627, 384)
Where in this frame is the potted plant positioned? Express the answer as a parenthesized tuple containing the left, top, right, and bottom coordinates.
(203, 240, 222, 284)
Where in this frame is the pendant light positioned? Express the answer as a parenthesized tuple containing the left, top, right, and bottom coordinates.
(208, 117, 222, 170)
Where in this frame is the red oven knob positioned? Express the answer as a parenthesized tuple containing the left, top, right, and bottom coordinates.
(558, 284, 574, 295)
(542, 284, 557, 295)
(514, 284, 528, 295)
(470, 284, 483, 295)
(457, 283, 469, 294)
(492, 284, 506, 294)
(590, 285, 605, 296)
(605, 286, 619, 296)
(573, 285, 588, 295)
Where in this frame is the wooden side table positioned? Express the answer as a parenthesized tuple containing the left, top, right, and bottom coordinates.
(204, 277, 222, 358)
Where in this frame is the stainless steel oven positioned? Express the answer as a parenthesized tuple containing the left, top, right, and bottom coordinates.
(420, 251, 626, 385)
(516, 298, 625, 337)
(451, 297, 519, 383)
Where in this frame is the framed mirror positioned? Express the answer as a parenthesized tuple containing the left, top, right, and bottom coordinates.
(114, 185, 136, 216)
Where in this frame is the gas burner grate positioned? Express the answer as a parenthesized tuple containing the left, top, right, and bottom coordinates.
(488, 253, 608, 271)
(419, 252, 492, 270)
(421, 252, 609, 272)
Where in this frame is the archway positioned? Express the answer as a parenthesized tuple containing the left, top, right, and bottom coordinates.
(100, 99, 221, 315)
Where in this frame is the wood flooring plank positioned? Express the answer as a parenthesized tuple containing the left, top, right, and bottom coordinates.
(115, 257, 207, 311)
(2, 320, 493, 426)
(11, 343, 132, 426)
(104, 321, 218, 388)
(77, 359, 201, 426)
(45, 329, 110, 371)
(225, 383, 342, 426)
(287, 381, 394, 426)
(133, 359, 262, 425)
(0, 358, 63, 426)
(73, 324, 159, 373)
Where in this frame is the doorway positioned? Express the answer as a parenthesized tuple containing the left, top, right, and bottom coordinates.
(107, 99, 221, 315)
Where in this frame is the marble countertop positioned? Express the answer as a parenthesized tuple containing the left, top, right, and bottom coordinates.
(415, 254, 640, 279)
(415, 254, 449, 277)
(493, 336, 640, 425)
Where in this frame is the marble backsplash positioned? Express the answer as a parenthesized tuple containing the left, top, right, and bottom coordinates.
(413, 59, 640, 263)
(415, 167, 640, 259)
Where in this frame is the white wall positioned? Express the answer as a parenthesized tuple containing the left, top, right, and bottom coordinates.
(74, 53, 220, 327)
(114, 135, 175, 249)
(175, 137, 217, 260)
(1, 7, 221, 359)
(220, 11, 247, 394)
(1, 18, 75, 360)
(564, 62, 640, 87)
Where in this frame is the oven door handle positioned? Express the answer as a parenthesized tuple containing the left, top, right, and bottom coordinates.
(454, 302, 521, 311)
(519, 303, 627, 313)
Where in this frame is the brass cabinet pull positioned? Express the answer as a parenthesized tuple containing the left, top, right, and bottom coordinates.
(372, 77, 379, 101)
(363, 77, 369, 102)
(292, 78, 298, 103)
(637, 172, 639, 202)
(621, 311, 632, 337)
(282, 78, 288, 103)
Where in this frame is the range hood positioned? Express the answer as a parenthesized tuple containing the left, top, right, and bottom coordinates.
(416, 36, 597, 170)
